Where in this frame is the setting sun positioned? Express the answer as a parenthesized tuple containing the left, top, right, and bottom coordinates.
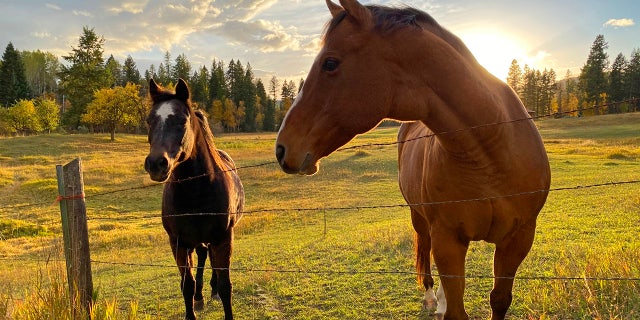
(459, 31, 543, 81)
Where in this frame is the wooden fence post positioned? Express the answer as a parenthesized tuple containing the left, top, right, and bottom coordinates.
(56, 158, 93, 317)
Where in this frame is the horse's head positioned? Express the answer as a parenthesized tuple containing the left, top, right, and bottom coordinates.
(275, 0, 397, 175)
(144, 78, 197, 182)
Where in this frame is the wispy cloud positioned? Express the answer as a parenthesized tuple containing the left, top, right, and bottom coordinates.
(73, 10, 93, 17)
(45, 3, 61, 10)
(604, 18, 635, 28)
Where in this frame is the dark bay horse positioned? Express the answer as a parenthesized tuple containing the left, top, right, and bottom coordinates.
(144, 78, 244, 320)
(275, 1, 550, 319)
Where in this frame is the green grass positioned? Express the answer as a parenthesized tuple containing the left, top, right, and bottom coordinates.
(1, 113, 639, 319)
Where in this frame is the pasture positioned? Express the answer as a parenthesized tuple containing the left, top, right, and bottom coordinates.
(1, 113, 639, 319)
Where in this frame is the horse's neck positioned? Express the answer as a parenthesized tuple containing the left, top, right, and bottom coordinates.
(389, 35, 526, 155)
(175, 127, 222, 181)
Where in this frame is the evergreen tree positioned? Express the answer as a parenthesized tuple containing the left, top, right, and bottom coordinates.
(190, 65, 210, 109)
(625, 49, 640, 102)
(58, 26, 109, 129)
(105, 55, 123, 87)
(506, 59, 523, 96)
(208, 60, 227, 103)
(173, 53, 192, 81)
(0, 42, 31, 107)
(240, 63, 257, 131)
(157, 51, 172, 85)
(123, 55, 141, 85)
(609, 53, 627, 112)
(579, 34, 609, 115)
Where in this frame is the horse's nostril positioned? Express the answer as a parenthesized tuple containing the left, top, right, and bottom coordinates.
(158, 157, 168, 168)
(275, 145, 285, 163)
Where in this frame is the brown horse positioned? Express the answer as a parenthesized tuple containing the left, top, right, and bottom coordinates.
(275, 1, 550, 319)
(144, 79, 244, 320)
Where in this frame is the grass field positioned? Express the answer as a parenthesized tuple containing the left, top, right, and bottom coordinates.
(1, 113, 639, 319)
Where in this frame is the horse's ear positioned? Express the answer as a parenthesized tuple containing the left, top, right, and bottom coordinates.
(338, 0, 372, 27)
(175, 78, 190, 102)
(326, 0, 343, 17)
(149, 79, 159, 97)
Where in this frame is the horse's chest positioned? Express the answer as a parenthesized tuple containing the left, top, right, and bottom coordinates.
(161, 182, 232, 246)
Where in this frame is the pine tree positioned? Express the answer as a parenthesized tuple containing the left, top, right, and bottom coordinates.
(105, 55, 123, 87)
(123, 55, 141, 85)
(58, 27, 109, 129)
(506, 59, 522, 96)
(579, 34, 609, 115)
(173, 53, 192, 81)
(240, 63, 257, 132)
(0, 42, 31, 107)
(190, 65, 210, 110)
(208, 60, 227, 102)
(609, 53, 627, 112)
(624, 49, 640, 102)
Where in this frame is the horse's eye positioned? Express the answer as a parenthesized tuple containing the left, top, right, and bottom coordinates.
(322, 58, 340, 72)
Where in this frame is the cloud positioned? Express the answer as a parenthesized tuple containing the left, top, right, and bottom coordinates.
(45, 3, 61, 10)
(604, 18, 635, 28)
(216, 19, 301, 52)
(72, 10, 93, 17)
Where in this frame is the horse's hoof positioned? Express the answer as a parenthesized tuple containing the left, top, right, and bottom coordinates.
(194, 299, 205, 311)
(422, 288, 437, 310)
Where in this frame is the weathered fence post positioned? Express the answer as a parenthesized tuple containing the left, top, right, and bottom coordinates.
(56, 158, 93, 317)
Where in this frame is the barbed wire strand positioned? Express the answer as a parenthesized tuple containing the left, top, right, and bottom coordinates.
(1, 257, 638, 282)
(83, 179, 640, 220)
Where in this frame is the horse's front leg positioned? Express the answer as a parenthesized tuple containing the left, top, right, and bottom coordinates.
(211, 231, 234, 320)
(194, 244, 208, 311)
(171, 240, 197, 320)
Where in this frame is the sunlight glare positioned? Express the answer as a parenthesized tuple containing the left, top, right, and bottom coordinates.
(460, 31, 538, 81)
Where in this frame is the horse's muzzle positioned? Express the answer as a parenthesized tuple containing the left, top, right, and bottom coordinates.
(144, 155, 170, 182)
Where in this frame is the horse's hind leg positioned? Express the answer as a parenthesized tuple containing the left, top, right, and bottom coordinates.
(211, 231, 234, 320)
(411, 209, 436, 309)
(490, 221, 536, 320)
(194, 244, 208, 311)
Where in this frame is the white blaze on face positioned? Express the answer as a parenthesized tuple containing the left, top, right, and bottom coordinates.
(278, 88, 303, 134)
(155, 102, 175, 124)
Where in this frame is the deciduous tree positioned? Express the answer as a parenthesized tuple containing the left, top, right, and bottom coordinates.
(82, 83, 143, 141)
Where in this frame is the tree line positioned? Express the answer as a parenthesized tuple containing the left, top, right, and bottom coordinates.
(507, 34, 640, 117)
(1, 29, 639, 138)
(0, 27, 302, 138)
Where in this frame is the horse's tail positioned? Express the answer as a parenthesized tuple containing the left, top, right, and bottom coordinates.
(412, 210, 433, 290)
(415, 231, 428, 287)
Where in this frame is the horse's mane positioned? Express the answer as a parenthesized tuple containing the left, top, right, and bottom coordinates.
(194, 110, 233, 173)
(323, 5, 476, 63)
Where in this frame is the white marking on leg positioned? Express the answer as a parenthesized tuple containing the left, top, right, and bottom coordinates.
(423, 287, 437, 309)
(436, 284, 447, 315)
(155, 102, 175, 124)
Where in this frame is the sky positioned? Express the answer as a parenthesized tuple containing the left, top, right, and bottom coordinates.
(0, 0, 638, 83)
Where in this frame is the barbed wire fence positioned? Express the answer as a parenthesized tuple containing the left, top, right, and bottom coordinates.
(1, 100, 639, 314)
